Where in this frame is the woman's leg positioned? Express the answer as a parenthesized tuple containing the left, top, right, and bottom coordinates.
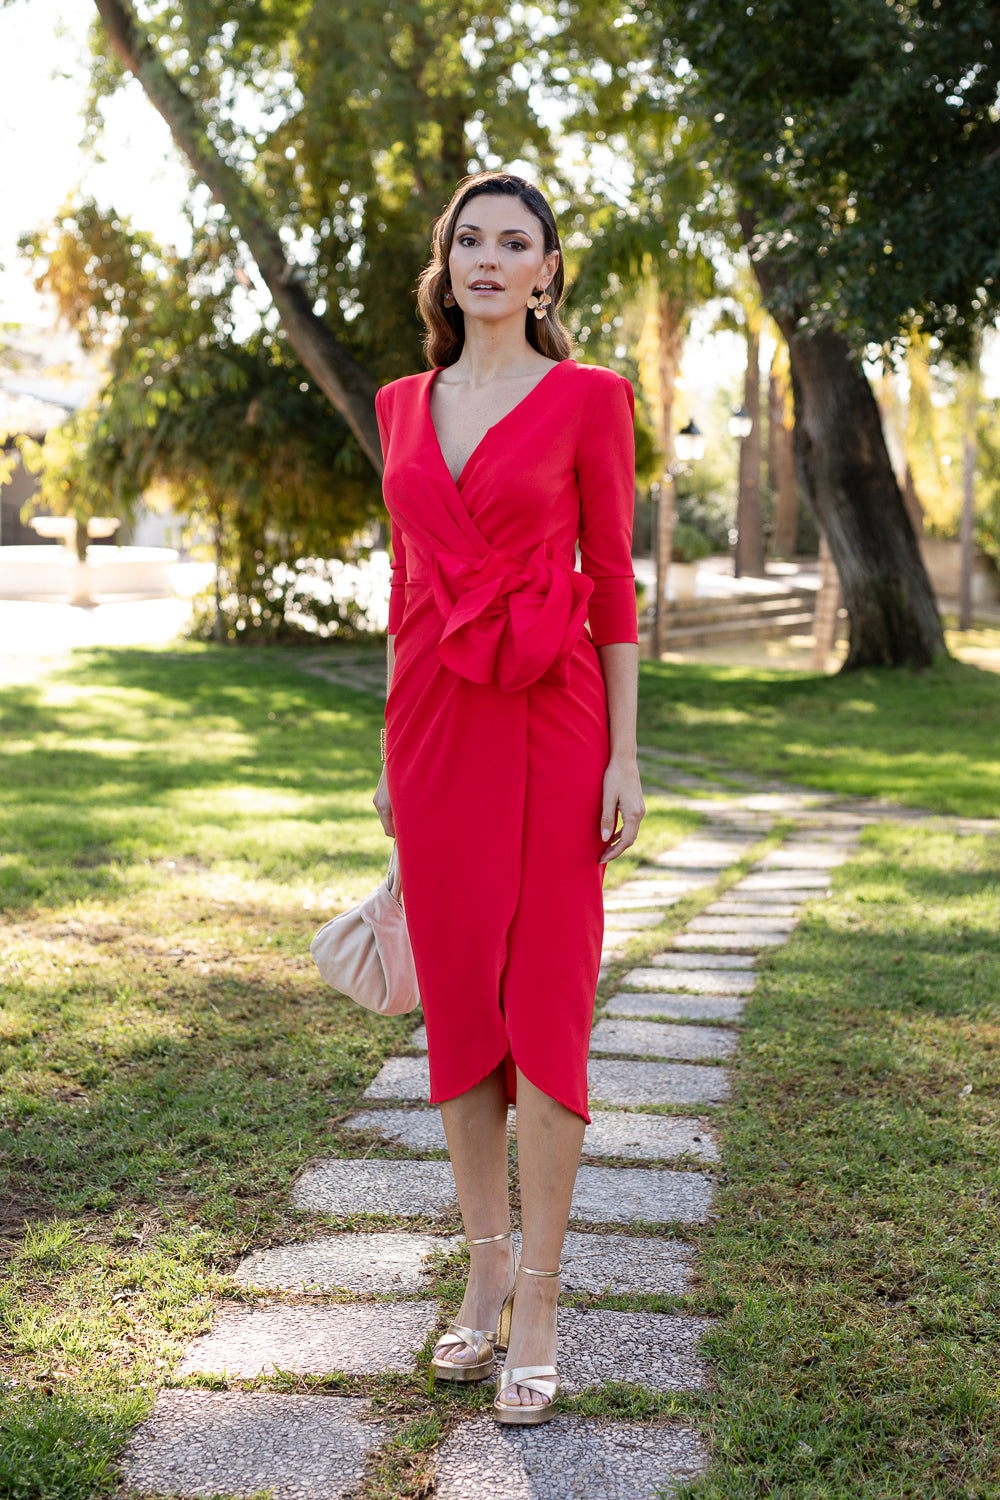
(498, 1068, 586, 1406)
(435, 1061, 516, 1363)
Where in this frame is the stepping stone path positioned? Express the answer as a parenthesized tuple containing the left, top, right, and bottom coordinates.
(122, 769, 867, 1499)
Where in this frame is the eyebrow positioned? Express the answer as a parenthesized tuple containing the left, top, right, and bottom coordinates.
(456, 222, 535, 238)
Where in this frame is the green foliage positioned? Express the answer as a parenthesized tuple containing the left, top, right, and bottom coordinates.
(975, 398, 1000, 569)
(675, 440, 736, 553)
(670, 521, 712, 563)
(652, 0, 1000, 357)
(22, 205, 381, 635)
(83, 0, 566, 386)
(17, 412, 143, 560)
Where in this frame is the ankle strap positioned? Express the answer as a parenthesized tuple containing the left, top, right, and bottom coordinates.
(467, 1230, 512, 1246)
(520, 1264, 561, 1277)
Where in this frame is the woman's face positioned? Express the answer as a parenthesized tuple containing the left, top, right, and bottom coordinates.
(447, 193, 559, 326)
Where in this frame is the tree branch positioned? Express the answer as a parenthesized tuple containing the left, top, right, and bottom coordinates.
(92, 0, 383, 471)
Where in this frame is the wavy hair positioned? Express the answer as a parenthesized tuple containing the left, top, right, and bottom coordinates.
(416, 173, 572, 369)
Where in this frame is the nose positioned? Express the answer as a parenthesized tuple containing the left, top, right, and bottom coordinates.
(477, 249, 498, 268)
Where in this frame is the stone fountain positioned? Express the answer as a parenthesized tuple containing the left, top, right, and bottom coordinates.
(0, 517, 179, 606)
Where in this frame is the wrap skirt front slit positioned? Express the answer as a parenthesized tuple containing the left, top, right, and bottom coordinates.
(376, 359, 638, 1124)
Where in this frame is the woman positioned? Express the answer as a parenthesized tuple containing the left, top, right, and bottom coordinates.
(373, 171, 644, 1425)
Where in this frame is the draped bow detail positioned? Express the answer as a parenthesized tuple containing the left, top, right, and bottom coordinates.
(429, 541, 593, 692)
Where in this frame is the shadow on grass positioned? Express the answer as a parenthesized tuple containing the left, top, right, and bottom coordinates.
(0, 647, 388, 910)
(1, 952, 418, 1224)
(638, 656, 1000, 815)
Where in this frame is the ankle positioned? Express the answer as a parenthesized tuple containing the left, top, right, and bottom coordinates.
(467, 1235, 515, 1278)
(516, 1268, 560, 1297)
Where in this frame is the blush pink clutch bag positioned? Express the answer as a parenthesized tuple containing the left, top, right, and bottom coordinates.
(310, 843, 420, 1016)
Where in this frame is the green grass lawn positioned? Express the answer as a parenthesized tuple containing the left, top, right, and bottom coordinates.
(1, 644, 998, 1499)
(638, 657, 1000, 817)
(691, 821, 1000, 1499)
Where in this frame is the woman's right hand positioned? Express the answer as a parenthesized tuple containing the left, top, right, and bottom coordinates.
(373, 766, 395, 837)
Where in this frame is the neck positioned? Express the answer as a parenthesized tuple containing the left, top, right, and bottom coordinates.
(451, 315, 540, 387)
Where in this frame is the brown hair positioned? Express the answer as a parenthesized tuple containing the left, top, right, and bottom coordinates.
(416, 172, 572, 369)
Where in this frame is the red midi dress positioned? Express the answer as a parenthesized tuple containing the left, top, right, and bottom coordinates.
(376, 358, 637, 1123)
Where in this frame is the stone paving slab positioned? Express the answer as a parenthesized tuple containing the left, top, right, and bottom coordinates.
(362, 1055, 431, 1100)
(703, 901, 803, 917)
(433, 1415, 707, 1499)
(604, 910, 666, 930)
(588, 1058, 730, 1105)
(572, 1164, 714, 1224)
(631, 868, 724, 885)
(612, 879, 705, 901)
(760, 847, 850, 867)
(739, 870, 832, 890)
(235, 1232, 460, 1294)
(591, 1018, 737, 1061)
(603, 894, 682, 911)
(604, 990, 746, 1023)
(652, 846, 751, 867)
(344, 1106, 449, 1152)
(122, 1392, 387, 1500)
(652, 951, 758, 969)
(560, 1230, 697, 1293)
(687, 914, 798, 933)
(734, 792, 828, 813)
(785, 827, 861, 842)
(583, 1110, 720, 1163)
(672, 931, 789, 949)
(345, 1105, 717, 1164)
(175, 1302, 440, 1378)
(557, 1307, 711, 1392)
(717, 887, 816, 905)
(293, 1158, 455, 1215)
(624, 967, 757, 995)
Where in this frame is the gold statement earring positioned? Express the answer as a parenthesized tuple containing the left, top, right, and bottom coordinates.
(443, 286, 456, 307)
(527, 288, 552, 320)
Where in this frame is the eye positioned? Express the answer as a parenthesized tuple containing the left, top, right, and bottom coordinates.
(505, 240, 528, 251)
(457, 235, 478, 247)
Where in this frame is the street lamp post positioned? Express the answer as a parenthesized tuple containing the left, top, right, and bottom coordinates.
(651, 419, 707, 657)
(728, 404, 753, 578)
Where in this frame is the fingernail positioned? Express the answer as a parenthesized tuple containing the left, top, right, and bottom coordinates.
(601, 828, 611, 840)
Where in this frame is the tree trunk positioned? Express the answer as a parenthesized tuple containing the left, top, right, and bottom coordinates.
(959, 359, 979, 632)
(784, 328, 945, 668)
(213, 500, 224, 643)
(736, 323, 764, 575)
(93, 0, 383, 472)
(811, 533, 842, 670)
(651, 288, 685, 656)
(744, 219, 945, 669)
(768, 350, 798, 557)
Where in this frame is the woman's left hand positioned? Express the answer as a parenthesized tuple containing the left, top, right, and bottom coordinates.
(599, 755, 645, 864)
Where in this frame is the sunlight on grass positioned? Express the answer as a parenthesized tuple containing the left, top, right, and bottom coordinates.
(1, 644, 998, 1500)
(639, 657, 1000, 815)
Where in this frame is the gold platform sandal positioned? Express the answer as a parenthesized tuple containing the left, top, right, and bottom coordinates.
(492, 1264, 561, 1426)
(430, 1231, 517, 1384)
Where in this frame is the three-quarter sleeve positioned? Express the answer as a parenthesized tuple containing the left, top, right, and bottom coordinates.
(376, 387, 408, 635)
(387, 517, 408, 634)
(576, 373, 639, 646)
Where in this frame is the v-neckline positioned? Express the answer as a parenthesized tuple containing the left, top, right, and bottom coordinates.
(427, 361, 567, 488)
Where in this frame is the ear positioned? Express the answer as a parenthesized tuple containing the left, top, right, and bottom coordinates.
(540, 248, 560, 290)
